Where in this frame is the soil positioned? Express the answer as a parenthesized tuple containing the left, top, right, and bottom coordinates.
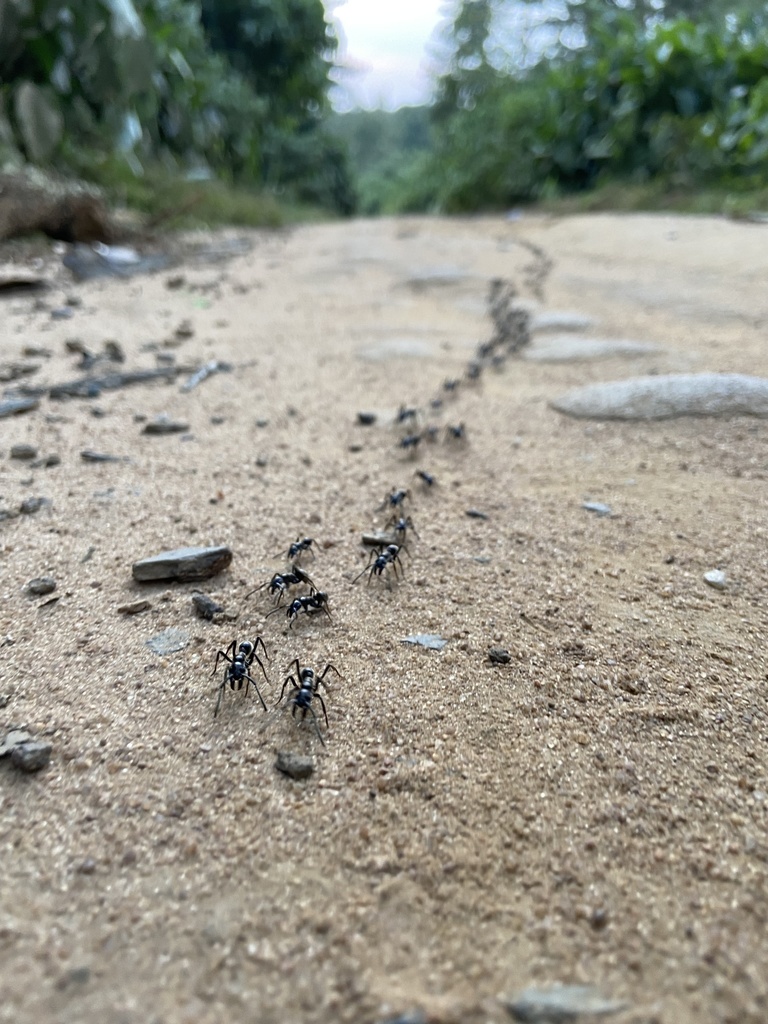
(1, 213, 767, 1024)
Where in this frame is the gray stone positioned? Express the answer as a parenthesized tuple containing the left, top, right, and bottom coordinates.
(525, 336, 657, 362)
(504, 984, 627, 1022)
(10, 443, 38, 460)
(26, 576, 56, 596)
(275, 751, 315, 780)
(132, 545, 233, 582)
(402, 634, 447, 650)
(357, 411, 377, 425)
(10, 740, 52, 772)
(488, 647, 511, 664)
(552, 373, 768, 421)
(0, 396, 39, 418)
(532, 310, 596, 333)
(0, 730, 33, 757)
(80, 450, 127, 463)
(582, 501, 613, 517)
(19, 496, 49, 515)
(142, 416, 190, 435)
(117, 599, 152, 615)
(146, 627, 190, 655)
(191, 593, 224, 620)
(704, 569, 728, 590)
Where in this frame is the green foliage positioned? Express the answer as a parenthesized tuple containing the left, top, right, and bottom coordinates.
(328, 106, 432, 214)
(0, 0, 353, 215)
(417, 3, 768, 212)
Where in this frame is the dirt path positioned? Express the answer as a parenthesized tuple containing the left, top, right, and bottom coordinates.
(1, 213, 768, 1024)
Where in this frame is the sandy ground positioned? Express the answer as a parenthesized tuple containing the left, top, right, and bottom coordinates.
(1, 212, 768, 1024)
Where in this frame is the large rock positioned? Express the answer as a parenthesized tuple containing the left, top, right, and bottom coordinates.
(132, 545, 233, 582)
(551, 373, 768, 420)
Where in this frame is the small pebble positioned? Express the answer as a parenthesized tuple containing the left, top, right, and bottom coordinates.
(276, 751, 315, 780)
(582, 501, 612, 517)
(19, 497, 49, 515)
(26, 576, 56, 596)
(10, 444, 38, 460)
(357, 411, 377, 425)
(81, 450, 126, 463)
(117, 599, 152, 615)
(142, 417, 190, 435)
(466, 508, 488, 519)
(704, 569, 727, 590)
(488, 646, 511, 664)
(51, 306, 75, 320)
(0, 397, 39, 418)
(192, 593, 224, 620)
(42, 454, 61, 467)
(174, 319, 194, 339)
(10, 740, 52, 772)
(0, 730, 33, 756)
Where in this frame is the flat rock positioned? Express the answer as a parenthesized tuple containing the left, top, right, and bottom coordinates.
(276, 751, 315, 780)
(504, 984, 627, 1022)
(10, 740, 52, 772)
(10, 443, 38, 460)
(132, 545, 232, 582)
(488, 646, 511, 664)
(402, 633, 447, 650)
(525, 336, 658, 362)
(552, 373, 768, 420)
(532, 310, 596, 333)
(0, 396, 39, 418)
(142, 417, 190, 435)
(117, 599, 152, 615)
(146, 627, 190, 655)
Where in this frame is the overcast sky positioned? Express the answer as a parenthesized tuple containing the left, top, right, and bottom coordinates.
(327, 0, 448, 112)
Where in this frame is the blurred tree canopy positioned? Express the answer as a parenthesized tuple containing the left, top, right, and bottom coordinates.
(410, 0, 768, 211)
(0, 0, 354, 212)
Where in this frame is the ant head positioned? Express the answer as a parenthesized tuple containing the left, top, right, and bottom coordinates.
(239, 641, 254, 656)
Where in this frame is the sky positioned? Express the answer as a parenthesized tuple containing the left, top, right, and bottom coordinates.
(327, 0, 448, 112)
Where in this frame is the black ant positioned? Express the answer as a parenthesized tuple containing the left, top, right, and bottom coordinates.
(443, 378, 460, 392)
(379, 487, 409, 511)
(415, 469, 436, 488)
(283, 537, 314, 562)
(395, 405, 419, 426)
(465, 361, 482, 381)
(211, 638, 269, 717)
(352, 543, 404, 584)
(247, 565, 316, 603)
(388, 514, 419, 544)
(398, 433, 421, 454)
(269, 591, 332, 627)
(276, 659, 342, 746)
(445, 423, 467, 442)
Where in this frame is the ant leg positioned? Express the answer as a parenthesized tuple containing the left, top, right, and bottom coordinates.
(303, 704, 326, 746)
(245, 672, 268, 711)
(314, 692, 329, 728)
(318, 663, 342, 685)
(211, 649, 234, 677)
(275, 676, 297, 708)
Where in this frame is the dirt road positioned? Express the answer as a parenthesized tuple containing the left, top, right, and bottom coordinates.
(1, 213, 767, 1024)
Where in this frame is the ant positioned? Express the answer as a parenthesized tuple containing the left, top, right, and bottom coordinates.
(246, 564, 316, 603)
(388, 514, 419, 545)
(465, 361, 482, 381)
(445, 423, 467, 442)
(269, 591, 332, 627)
(443, 378, 460, 393)
(352, 543, 404, 584)
(283, 537, 314, 562)
(395, 405, 419, 426)
(415, 469, 436, 488)
(398, 433, 421, 454)
(379, 487, 409, 512)
(276, 659, 342, 746)
(211, 638, 269, 717)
